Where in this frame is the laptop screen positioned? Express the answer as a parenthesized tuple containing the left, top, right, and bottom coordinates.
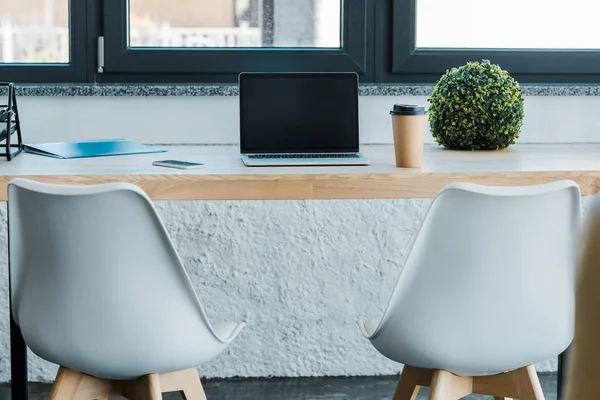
(239, 72, 359, 154)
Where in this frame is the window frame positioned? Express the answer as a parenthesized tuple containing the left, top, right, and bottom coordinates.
(101, 0, 374, 83)
(383, 0, 600, 84)
(0, 0, 87, 83)
(5, 0, 600, 85)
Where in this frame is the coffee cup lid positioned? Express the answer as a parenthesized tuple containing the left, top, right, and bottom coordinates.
(390, 104, 427, 116)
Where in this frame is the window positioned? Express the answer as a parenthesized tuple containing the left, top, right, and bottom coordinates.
(387, 0, 600, 83)
(0, 0, 86, 82)
(100, 0, 371, 82)
(0, 0, 69, 63)
(416, 0, 600, 49)
(129, 0, 342, 49)
(4, 0, 600, 84)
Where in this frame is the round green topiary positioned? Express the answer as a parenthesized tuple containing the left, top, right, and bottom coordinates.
(428, 60, 525, 150)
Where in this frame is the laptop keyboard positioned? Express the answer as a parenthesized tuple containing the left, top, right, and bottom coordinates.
(248, 153, 360, 159)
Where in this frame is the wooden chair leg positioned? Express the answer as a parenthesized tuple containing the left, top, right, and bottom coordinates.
(159, 368, 206, 400)
(146, 374, 162, 400)
(390, 364, 543, 400)
(49, 367, 84, 400)
(123, 374, 162, 400)
(51, 367, 205, 400)
(473, 365, 544, 400)
(514, 365, 545, 400)
(392, 366, 433, 400)
(429, 370, 473, 400)
(180, 369, 207, 400)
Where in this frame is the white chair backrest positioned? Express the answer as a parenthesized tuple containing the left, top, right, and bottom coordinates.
(8, 179, 226, 378)
(370, 181, 581, 375)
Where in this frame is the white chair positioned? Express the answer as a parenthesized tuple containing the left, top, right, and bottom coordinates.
(8, 178, 244, 400)
(358, 181, 581, 400)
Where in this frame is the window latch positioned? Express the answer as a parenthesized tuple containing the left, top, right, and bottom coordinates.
(97, 36, 105, 73)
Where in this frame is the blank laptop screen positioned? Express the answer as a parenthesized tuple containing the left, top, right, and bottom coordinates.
(239, 73, 359, 154)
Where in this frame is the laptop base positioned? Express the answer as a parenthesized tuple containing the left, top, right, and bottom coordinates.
(241, 153, 370, 167)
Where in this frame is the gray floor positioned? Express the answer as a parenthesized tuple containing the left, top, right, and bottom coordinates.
(0, 373, 557, 400)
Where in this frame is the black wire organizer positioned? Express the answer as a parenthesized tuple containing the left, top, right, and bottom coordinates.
(0, 83, 23, 161)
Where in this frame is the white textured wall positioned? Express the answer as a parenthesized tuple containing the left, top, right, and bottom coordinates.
(15, 95, 600, 145)
(0, 196, 593, 382)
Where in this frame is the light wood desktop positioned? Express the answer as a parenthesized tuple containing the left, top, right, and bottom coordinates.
(0, 143, 600, 201)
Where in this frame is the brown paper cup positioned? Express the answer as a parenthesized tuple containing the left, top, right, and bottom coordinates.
(391, 114, 428, 168)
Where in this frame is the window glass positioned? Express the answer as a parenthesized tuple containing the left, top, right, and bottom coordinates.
(416, 0, 600, 49)
(0, 0, 69, 63)
(129, 0, 342, 48)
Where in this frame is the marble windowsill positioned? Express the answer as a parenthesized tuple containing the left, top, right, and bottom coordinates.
(6, 84, 600, 97)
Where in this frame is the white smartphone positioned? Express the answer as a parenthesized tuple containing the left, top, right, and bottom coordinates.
(152, 160, 206, 169)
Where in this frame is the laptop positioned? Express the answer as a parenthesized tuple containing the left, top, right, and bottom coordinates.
(239, 72, 370, 166)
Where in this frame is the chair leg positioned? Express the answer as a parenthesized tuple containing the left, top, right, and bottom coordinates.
(180, 369, 207, 400)
(158, 368, 206, 400)
(123, 374, 162, 400)
(429, 370, 473, 400)
(514, 365, 545, 400)
(392, 366, 433, 400)
(49, 367, 84, 400)
(473, 365, 544, 400)
(50, 367, 205, 400)
(145, 374, 162, 400)
(394, 364, 542, 400)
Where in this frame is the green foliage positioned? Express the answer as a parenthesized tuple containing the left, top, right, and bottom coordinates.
(428, 60, 525, 150)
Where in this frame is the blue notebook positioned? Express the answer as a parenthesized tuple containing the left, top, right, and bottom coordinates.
(24, 139, 165, 159)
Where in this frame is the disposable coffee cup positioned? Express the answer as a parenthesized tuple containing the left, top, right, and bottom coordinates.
(389, 104, 428, 168)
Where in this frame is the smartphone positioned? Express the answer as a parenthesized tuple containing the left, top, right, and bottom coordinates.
(152, 160, 206, 169)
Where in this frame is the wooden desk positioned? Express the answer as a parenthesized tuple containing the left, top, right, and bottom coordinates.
(1, 143, 600, 201)
(7, 143, 586, 400)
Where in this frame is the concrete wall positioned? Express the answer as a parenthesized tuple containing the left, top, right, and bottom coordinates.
(0, 196, 592, 382)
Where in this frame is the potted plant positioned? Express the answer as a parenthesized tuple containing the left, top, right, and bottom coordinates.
(428, 60, 525, 150)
